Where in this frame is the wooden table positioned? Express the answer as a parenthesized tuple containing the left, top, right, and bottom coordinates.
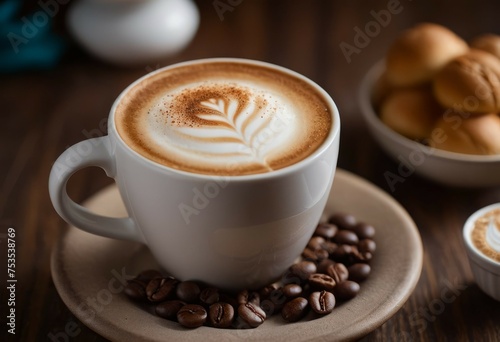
(2, 1, 500, 341)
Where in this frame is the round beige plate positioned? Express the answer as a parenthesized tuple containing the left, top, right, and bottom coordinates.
(51, 169, 423, 342)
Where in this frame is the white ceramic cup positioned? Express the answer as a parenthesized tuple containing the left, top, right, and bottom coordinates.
(49, 58, 340, 290)
(463, 203, 500, 301)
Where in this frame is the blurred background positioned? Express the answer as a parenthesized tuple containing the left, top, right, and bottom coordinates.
(4, 0, 500, 182)
(2, 0, 500, 341)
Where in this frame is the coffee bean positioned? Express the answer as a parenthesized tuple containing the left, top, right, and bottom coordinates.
(358, 239, 376, 254)
(326, 263, 349, 284)
(307, 236, 326, 250)
(348, 263, 371, 282)
(200, 287, 219, 306)
(238, 290, 260, 306)
(287, 261, 317, 283)
(281, 297, 309, 322)
(237, 289, 249, 305)
(124, 280, 147, 300)
(283, 284, 302, 298)
(125, 269, 163, 299)
(315, 248, 329, 261)
(321, 241, 338, 254)
(238, 302, 266, 328)
(331, 245, 352, 260)
(314, 222, 338, 240)
(353, 249, 373, 263)
(330, 245, 359, 264)
(304, 248, 329, 262)
(146, 277, 178, 302)
(308, 273, 336, 291)
(176, 281, 201, 303)
(156, 300, 186, 321)
(248, 292, 260, 306)
(208, 302, 234, 328)
(334, 230, 359, 245)
(317, 258, 335, 274)
(259, 300, 276, 317)
(329, 213, 357, 230)
(261, 288, 287, 315)
(352, 222, 375, 239)
(259, 284, 278, 300)
(301, 248, 317, 261)
(309, 290, 335, 314)
(339, 245, 373, 264)
(335, 281, 360, 300)
(177, 304, 207, 328)
(125, 213, 377, 329)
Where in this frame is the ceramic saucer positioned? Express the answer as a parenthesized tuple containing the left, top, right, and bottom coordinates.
(51, 169, 423, 341)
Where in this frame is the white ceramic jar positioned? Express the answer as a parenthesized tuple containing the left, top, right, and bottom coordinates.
(463, 203, 500, 301)
(67, 0, 200, 65)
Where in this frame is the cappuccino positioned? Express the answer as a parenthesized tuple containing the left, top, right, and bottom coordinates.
(115, 60, 332, 176)
(471, 209, 500, 262)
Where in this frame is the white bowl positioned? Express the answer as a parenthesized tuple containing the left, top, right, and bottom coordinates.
(463, 203, 500, 301)
(359, 61, 500, 187)
(67, 0, 200, 66)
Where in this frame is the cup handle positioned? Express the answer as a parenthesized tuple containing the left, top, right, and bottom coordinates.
(49, 136, 143, 243)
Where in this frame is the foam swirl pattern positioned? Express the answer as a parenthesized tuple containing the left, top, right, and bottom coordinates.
(115, 61, 331, 176)
(487, 216, 500, 253)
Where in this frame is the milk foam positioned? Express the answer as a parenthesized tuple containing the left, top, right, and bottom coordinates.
(145, 81, 298, 172)
(115, 61, 331, 175)
(486, 216, 500, 253)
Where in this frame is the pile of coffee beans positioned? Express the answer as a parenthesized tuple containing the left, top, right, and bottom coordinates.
(124, 212, 376, 329)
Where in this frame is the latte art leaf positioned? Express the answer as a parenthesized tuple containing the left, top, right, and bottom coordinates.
(116, 62, 332, 176)
(170, 94, 289, 170)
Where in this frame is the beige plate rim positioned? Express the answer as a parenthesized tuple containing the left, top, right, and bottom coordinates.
(51, 168, 423, 342)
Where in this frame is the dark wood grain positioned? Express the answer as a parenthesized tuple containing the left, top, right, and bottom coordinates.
(1, 0, 500, 341)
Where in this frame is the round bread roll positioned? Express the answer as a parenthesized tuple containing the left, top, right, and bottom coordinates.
(429, 113, 500, 155)
(380, 87, 442, 140)
(433, 49, 500, 114)
(386, 23, 468, 87)
(470, 34, 500, 60)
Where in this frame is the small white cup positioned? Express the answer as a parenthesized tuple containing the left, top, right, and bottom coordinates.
(463, 203, 500, 301)
(49, 58, 341, 290)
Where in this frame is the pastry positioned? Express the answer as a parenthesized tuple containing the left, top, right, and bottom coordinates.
(429, 113, 500, 154)
(386, 23, 468, 87)
(433, 49, 500, 114)
(380, 87, 442, 140)
(470, 34, 500, 60)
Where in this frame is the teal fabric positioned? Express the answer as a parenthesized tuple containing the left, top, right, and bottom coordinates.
(0, 0, 66, 73)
